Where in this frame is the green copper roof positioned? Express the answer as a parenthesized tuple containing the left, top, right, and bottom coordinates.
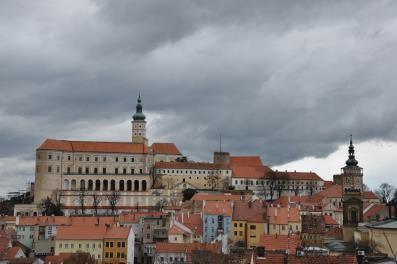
(133, 94, 146, 121)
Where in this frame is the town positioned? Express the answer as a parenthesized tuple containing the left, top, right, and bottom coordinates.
(1, 96, 396, 264)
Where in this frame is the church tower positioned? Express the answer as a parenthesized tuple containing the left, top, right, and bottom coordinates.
(131, 94, 148, 145)
(342, 136, 364, 239)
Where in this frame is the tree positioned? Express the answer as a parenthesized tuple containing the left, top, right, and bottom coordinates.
(206, 172, 220, 190)
(163, 177, 176, 189)
(182, 188, 197, 202)
(41, 189, 63, 216)
(64, 252, 96, 264)
(77, 188, 87, 215)
(266, 170, 278, 202)
(92, 192, 102, 216)
(106, 190, 120, 216)
(155, 198, 168, 211)
(375, 183, 395, 203)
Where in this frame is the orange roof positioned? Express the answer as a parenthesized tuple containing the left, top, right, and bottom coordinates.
(104, 226, 131, 239)
(230, 156, 263, 166)
(155, 242, 219, 254)
(204, 201, 233, 216)
(324, 181, 333, 188)
(151, 143, 181, 155)
(275, 195, 324, 207)
(5, 247, 23, 259)
(282, 171, 323, 181)
(259, 234, 301, 254)
(231, 165, 270, 179)
(155, 162, 229, 170)
(233, 200, 267, 222)
(119, 212, 165, 223)
(364, 204, 387, 219)
(56, 226, 107, 240)
(70, 216, 117, 226)
(267, 207, 300, 225)
(18, 216, 70, 226)
(364, 191, 378, 200)
(191, 193, 242, 201)
(175, 213, 203, 236)
(45, 253, 72, 264)
(37, 139, 149, 154)
(317, 185, 342, 198)
(323, 215, 339, 226)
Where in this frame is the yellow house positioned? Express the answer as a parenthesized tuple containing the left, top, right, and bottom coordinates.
(232, 200, 268, 248)
(55, 226, 105, 261)
(55, 225, 134, 264)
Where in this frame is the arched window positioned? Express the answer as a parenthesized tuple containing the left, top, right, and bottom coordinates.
(80, 180, 85, 190)
(350, 207, 358, 223)
(88, 180, 93, 191)
(103, 180, 108, 191)
(71, 179, 77, 190)
(127, 180, 132, 191)
(95, 180, 101, 191)
(134, 180, 139, 191)
(62, 179, 69, 190)
(119, 180, 125, 191)
(110, 180, 116, 191)
(142, 180, 147, 191)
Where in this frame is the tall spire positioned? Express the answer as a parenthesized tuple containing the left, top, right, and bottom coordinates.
(345, 134, 358, 166)
(133, 94, 145, 121)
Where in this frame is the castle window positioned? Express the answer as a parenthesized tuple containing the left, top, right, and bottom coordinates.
(56, 166, 60, 173)
(124, 157, 127, 162)
(110, 180, 116, 191)
(115, 168, 119, 174)
(79, 156, 83, 161)
(131, 157, 134, 162)
(140, 169, 143, 174)
(68, 155, 71, 161)
(103, 156, 107, 162)
(119, 180, 125, 191)
(115, 157, 119, 162)
(48, 154, 52, 160)
(94, 168, 98, 174)
(95, 157, 98, 162)
(86, 157, 89, 162)
(123, 168, 127, 175)
(131, 168, 134, 174)
(48, 166, 52, 173)
(85, 167, 89, 174)
(103, 168, 106, 174)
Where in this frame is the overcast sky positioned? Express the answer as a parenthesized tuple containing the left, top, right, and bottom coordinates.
(1, 0, 397, 196)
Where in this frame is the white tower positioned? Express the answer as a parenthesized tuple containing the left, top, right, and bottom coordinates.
(131, 94, 148, 145)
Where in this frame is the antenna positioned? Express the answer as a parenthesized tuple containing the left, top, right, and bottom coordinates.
(219, 134, 222, 152)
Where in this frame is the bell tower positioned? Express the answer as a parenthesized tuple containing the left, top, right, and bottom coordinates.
(131, 94, 148, 145)
(342, 135, 363, 239)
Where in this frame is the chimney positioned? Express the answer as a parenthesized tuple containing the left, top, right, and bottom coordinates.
(187, 211, 190, 219)
(248, 201, 252, 208)
(275, 208, 278, 217)
(181, 212, 184, 223)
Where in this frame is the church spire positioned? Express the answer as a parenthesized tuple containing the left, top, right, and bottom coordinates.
(345, 134, 358, 166)
(133, 94, 146, 121)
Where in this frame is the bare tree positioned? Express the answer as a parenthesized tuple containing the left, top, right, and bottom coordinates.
(163, 177, 176, 189)
(64, 251, 96, 264)
(92, 192, 102, 216)
(41, 189, 63, 216)
(266, 170, 278, 202)
(375, 183, 395, 203)
(206, 172, 220, 190)
(106, 190, 120, 216)
(77, 188, 87, 215)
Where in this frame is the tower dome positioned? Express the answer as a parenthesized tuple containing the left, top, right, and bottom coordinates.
(133, 94, 146, 121)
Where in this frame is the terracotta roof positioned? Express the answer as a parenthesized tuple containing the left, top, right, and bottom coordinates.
(191, 193, 242, 201)
(70, 216, 117, 226)
(5, 247, 23, 259)
(282, 171, 323, 181)
(230, 156, 263, 166)
(168, 221, 192, 236)
(155, 242, 219, 254)
(204, 201, 233, 216)
(364, 191, 378, 200)
(151, 143, 182, 155)
(275, 195, 324, 207)
(255, 253, 358, 264)
(119, 212, 165, 224)
(175, 213, 203, 236)
(317, 185, 342, 198)
(324, 181, 333, 188)
(231, 165, 270, 179)
(364, 204, 388, 219)
(267, 207, 300, 225)
(37, 139, 149, 154)
(45, 253, 72, 264)
(104, 226, 131, 239)
(155, 162, 230, 170)
(323, 215, 339, 226)
(18, 216, 70, 226)
(233, 200, 267, 222)
(259, 234, 301, 254)
(0, 216, 16, 222)
(56, 226, 107, 240)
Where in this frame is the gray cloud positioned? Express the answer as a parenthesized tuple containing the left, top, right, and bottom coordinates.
(1, 0, 397, 194)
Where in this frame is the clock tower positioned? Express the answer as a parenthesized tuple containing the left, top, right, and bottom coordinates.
(131, 94, 148, 145)
(342, 135, 363, 228)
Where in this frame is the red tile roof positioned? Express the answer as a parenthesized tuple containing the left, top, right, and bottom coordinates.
(56, 226, 107, 240)
(259, 234, 301, 254)
(175, 213, 203, 236)
(281, 171, 323, 181)
(267, 207, 300, 225)
(155, 162, 230, 170)
(364, 191, 378, 200)
(204, 201, 233, 216)
(317, 185, 343, 198)
(155, 242, 219, 254)
(18, 216, 70, 226)
(191, 193, 242, 201)
(104, 226, 131, 239)
(231, 165, 270, 179)
(45, 253, 72, 264)
(37, 139, 149, 154)
(151, 143, 181, 155)
(364, 204, 388, 219)
(230, 156, 263, 166)
(322, 215, 339, 226)
(275, 195, 324, 207)
(233, 200, 267, 222)
(119, 212, 165, 223)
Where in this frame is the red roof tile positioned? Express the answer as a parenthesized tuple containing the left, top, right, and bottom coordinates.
(175, 213, 203, 236)
(233, 200, 267, 222)
(155, 242, 219, 254)
(45, 253, 72, 264)
(267, 207, 300, 225)
(259, 234, 301, 254)
(364, 191, 378, 200)
(204, 201, 233, 216)
(191, 193, 242, 201)
(56, 226, 107, 240)
(18, 216, 70, 226)
(151, 143, 182, 155)
(364, 204, 388, 219)
(37, 139, 149, 154)
(317, 185, 342, 198)
(231, 165, 270, 179)
(322, 215, 339, 226)
(104, 226, 131, 239)
(230, 156, 263, 166)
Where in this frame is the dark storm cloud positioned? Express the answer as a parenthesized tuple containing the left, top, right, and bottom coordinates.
(1, 0, 397, 194)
